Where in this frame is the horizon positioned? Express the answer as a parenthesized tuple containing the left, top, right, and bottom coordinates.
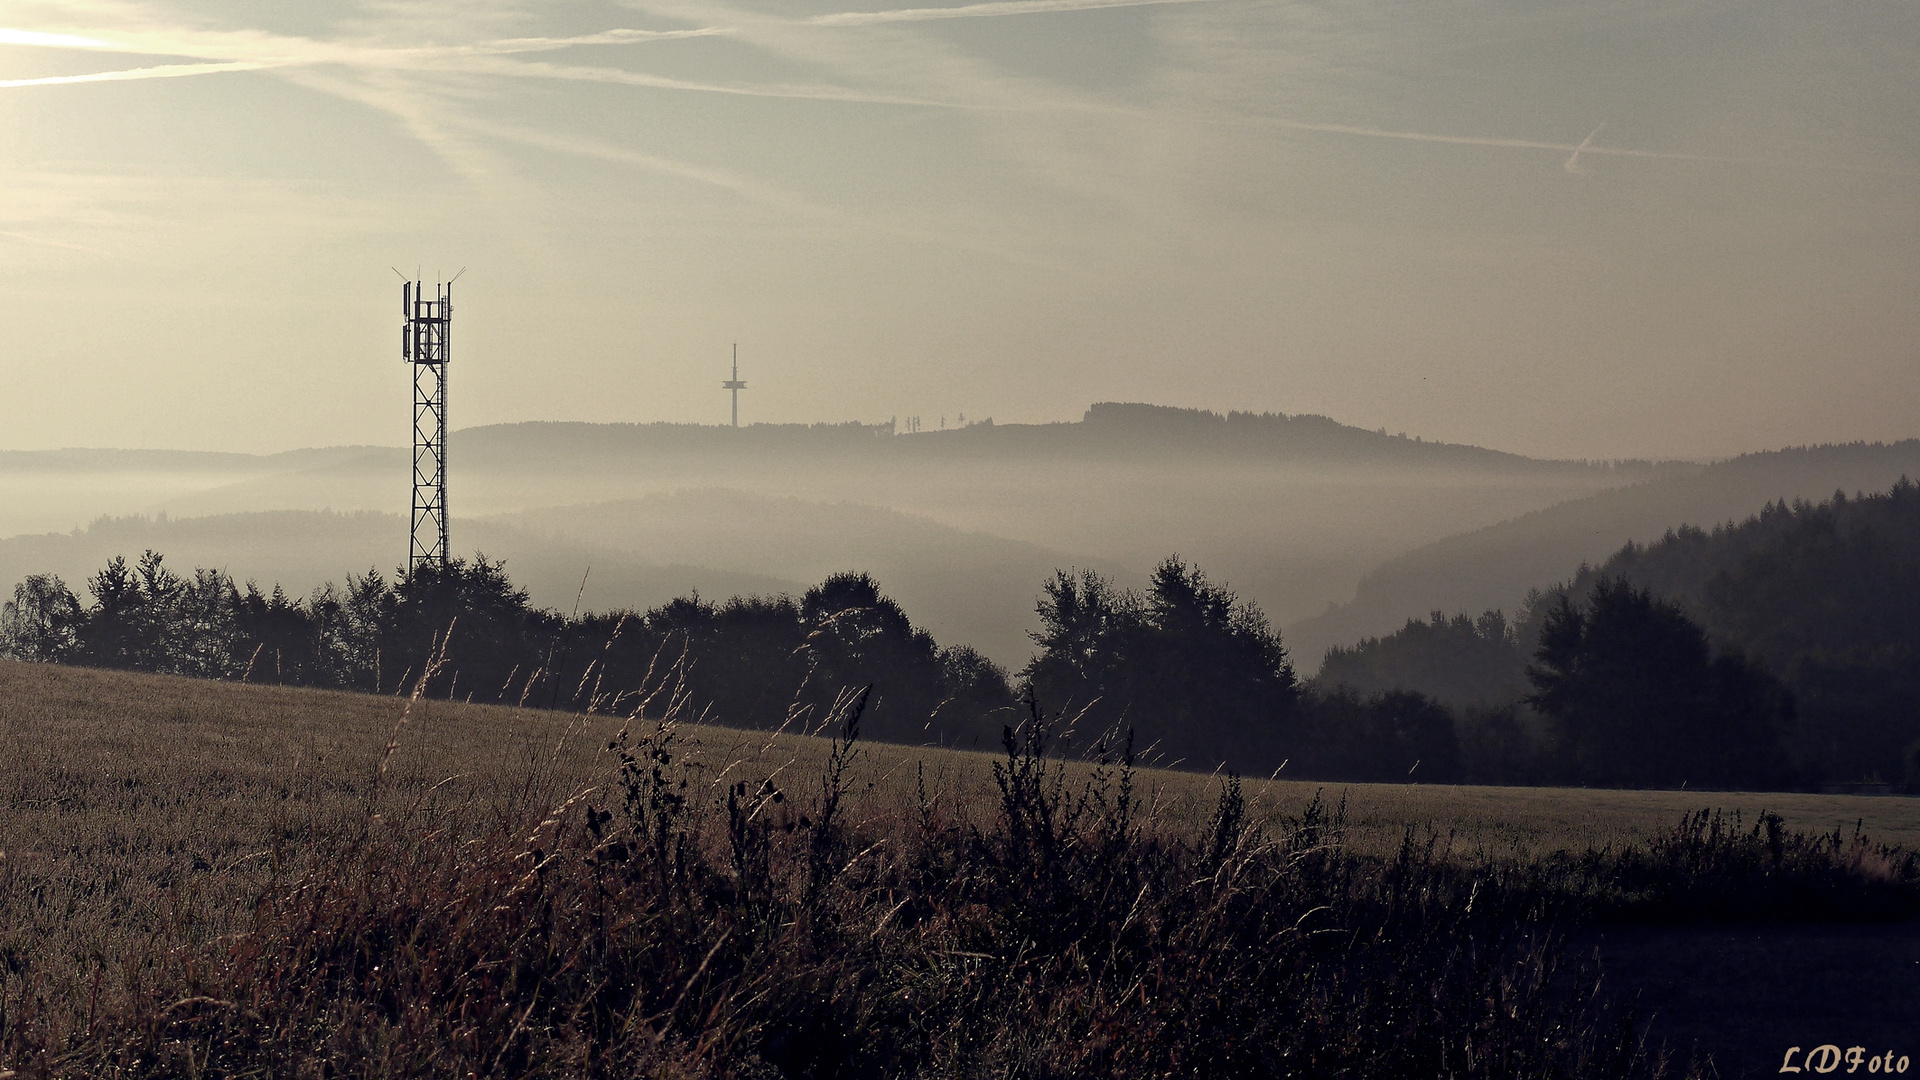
(2, 1, 1915, 461)
(7, 399, 1919, 467)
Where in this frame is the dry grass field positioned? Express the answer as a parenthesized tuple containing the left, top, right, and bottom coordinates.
(3, 658, 1917, 1077)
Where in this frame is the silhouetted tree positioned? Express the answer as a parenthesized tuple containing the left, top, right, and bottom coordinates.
(799, 572, 945, 742)
(0, 574, 82, 663)
(76, 552, 176, 671)
(381, 555, 556, 700)
(230, 582, 328, 686)
(1451, 703, 1549, 785)
(1526, 578, 1791, 788)
(4, 552, 1011, 752)
(931, 644, 1018, 749)
(1024, 567, 1143, 719)
(1025, 558, 1297, 772)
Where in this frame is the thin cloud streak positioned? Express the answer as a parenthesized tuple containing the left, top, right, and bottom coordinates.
(15, 6, 1885, 181)
(1254, 116, 1920, 178)
(460, 27, 730, 53)
(0, 19, 938, 108)
(451, 55, 961, 108)
(809, 0, 1218, 26)
(0, 22, 727, 70)
(0, 60, 266, 88)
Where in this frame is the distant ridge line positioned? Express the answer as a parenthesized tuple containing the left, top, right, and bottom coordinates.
(447, 404, 1662, 477)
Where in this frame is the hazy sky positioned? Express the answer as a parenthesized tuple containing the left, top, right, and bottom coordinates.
(1, 0, 1915, 460)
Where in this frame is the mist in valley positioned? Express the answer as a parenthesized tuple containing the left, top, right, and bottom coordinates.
(11, 404, 1919, 684)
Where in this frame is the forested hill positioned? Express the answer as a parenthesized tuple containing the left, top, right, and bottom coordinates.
(1568, 480, 1919, 665)
(1321, 479, 1920, 785)
(453, 404, 1647, 474)
(1566, 480, 1920, 777)
(1290, 440, 1920, 662)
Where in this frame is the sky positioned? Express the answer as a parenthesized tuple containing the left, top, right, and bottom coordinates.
(0, 0, 1916, 461)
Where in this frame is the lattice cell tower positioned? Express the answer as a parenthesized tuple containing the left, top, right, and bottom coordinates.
(722, 343, 747, 427)
(402, 279, 452, 573)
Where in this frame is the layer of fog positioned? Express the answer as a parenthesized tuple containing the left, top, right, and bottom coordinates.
(0, 408, 1658, 670)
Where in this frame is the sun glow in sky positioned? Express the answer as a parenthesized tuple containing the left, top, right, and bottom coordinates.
(0, 0, 1915, 458)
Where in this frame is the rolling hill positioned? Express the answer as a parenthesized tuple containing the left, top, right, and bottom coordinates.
(1288, 440, 1920, 666)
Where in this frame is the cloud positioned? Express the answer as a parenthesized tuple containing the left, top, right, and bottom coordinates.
(0, 21, 729, 79)
(0, 17, 949, 108)
(473, 27, 729, 53)
(3, 2, 1908, 189)
(444, 55, 961, 107)
(0, 60, 266, 88)
(0, 28, 108, 48)
(809, 0, 1218, 26)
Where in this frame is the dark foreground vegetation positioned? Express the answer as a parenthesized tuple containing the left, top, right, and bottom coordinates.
(6, 663, 1918, 1079)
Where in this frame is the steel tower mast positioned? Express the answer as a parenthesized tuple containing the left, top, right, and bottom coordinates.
(722, 344, 746, 427)
(402, 279, 452, 573)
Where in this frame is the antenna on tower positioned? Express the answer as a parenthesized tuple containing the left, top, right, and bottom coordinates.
(402, 276, 453, 575)
(721, 343, 747, 428)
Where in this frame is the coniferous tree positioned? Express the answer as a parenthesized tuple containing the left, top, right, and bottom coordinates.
(1026, 558, 1296, 772)
(1526, 578, 1790, 788)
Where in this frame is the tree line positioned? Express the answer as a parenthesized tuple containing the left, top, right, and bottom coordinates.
(0, 550, 1496, 783)
(0, 553, 1021, 747)
(0, 539, 1856, 790)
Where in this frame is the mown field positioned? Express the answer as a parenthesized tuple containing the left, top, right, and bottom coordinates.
(3, 659, 1917, 1077)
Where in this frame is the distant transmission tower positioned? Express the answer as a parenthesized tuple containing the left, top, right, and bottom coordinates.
(722, 344, 747, 427)
(402, 278, 452, 574)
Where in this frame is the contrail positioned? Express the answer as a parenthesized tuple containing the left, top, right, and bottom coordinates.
(474, 28, 729, 53)
(0, 61, 267, 88)
(1253, 115, 1920, 176)
(0, 24, 725, 70)
(0, 48, 958, 108)
(1564, 123, 1605, 173)
(2, 16, 1914, 179)
(1257, 116, 1688, 159)
(457, 56, 961, 108)
(811, 0, 1218, 26)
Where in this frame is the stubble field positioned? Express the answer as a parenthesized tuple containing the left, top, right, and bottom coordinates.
(3, 659, 1917, 1077)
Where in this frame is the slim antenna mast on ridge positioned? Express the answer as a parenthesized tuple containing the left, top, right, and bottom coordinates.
(721, 343, 747, 428)
(401, 276, 453, 574)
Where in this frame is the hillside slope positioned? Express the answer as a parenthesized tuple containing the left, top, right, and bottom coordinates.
(1289, 441, 1920, 665)
(1562, 480, 1920, 783)
(1316, 480, 1920, 784)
